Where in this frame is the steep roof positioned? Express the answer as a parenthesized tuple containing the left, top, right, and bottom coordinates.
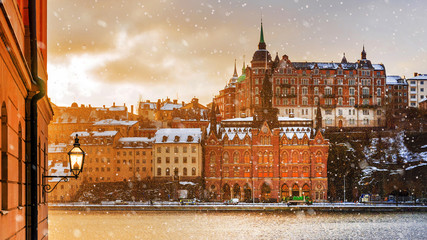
(154, 128, 202, 144)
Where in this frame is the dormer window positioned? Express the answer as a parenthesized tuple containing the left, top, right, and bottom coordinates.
(174, 136, 180, 142)
(162, 136, 168, 142)
(187, 136, 194, 142)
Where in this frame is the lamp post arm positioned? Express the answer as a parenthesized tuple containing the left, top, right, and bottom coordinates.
(42, 175, 78, 193)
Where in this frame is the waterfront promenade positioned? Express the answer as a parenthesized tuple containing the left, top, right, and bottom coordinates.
(48, 202, 427, 213)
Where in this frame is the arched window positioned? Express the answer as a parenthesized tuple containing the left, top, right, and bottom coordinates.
(269, 152, 273, 163)
(303, 167, 309, 177)
(244, 152, 250, 164)
(302, 152, 310, 164)
(233, 152, 239, 164)
(316, 166, 322, 177)
(255, 97, 259, 105)
(292, 184, 299, 196)
(192, 167, 196, 176)
(314, 87, 319, 95)
(1, 102, 8, 210)
(338, 87, 343, 96)
(292, 167, 298, 178)
(183, 167, 187, 176)
(316, 151, 322, 163)
(263, 152, 268, 164)
(165, 168, 170, 176)
(302, 184, 310, 196)
(338, 97, 343, 106)
(281, 151, 288, 164)
(223, 152, 229, 164)
(209, 151, 216, 164)
(292, 152, 299, 163)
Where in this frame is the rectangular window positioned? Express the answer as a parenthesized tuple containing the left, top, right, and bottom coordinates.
(183, 147, 187, 153)
(166, 157, 170, 163)
(174, 157, 179, 163)
(192, 146, 196, 153)
(183, 157, 187, 163)
(157, 157, 161, 163)
(192, 157, 196, 163)
(166, 147, 170, 153)
(157, 147, 161, 153)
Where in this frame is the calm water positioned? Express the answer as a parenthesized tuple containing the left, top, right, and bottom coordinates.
(48, 210, 427, 240)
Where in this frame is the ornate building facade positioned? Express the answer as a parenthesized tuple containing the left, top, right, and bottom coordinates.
(205, 58, 329, 202)
(216, 22, 387, 129)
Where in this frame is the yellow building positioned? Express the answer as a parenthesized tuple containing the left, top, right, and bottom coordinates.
(153, 128, 203, 181)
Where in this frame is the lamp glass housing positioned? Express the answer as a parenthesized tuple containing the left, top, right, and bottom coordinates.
(68, 137, 85, 177)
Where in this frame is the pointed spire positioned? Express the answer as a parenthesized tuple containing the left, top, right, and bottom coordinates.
(209, 99, 218, 137)
(258, 19, 266, 50)
(341, 52, 348, 64)
(260, 20, 265, 44)
(233, 59, 238, 77)
(361, 45, 367, 59)
(242, 55, 246, 74)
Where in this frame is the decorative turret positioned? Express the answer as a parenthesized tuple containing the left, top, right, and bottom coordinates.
(258, 20, 266, 50)
(252, 20, 272, 62)
(341, 52, 348, 64)
(233, 59, 238, 78)
(361, 45, 367, 60)
(209, 100, 218, 137)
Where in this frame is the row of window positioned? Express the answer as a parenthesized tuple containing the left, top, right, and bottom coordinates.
(116, 150, 150, 156)
(117, 159, 150, 164)
(156, 156, 197, 164)
(156, 146, 197, 153)
(218, 166, 323, 178)
(157, 167, 197, 176)
(209, 151, 323, 165)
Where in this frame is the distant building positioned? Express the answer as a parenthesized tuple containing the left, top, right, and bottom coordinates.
(385, 75, 408, 127)
(116, 137, 154, 181)
(216, 21, 387, 129)
(419, 98, 427, 111)
(152, 128, 203, 181)
(138, 100, 157, 122)
(49, 102, 134, 144)
(407, 73, 427, 108)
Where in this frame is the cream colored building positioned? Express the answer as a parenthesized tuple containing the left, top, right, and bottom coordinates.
(153, 128, 203, 180)
(407, 73, 427, 108)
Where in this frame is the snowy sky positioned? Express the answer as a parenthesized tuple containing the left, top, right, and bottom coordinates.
(47, 0, 427, 108)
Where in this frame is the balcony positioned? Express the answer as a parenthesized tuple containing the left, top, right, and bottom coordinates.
(321, 104, 336, 108)
(323, 94, 335, 98)
(275, 94, 297, 98)
(355, 104, 379, 109)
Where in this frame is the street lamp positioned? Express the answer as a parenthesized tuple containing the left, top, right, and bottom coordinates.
(43, 134, 85, 193)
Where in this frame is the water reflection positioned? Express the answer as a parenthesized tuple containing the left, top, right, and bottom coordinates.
(49, 210, 426, 239)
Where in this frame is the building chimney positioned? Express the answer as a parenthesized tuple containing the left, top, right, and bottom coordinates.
(89, 104, 92, 108)
(182, 101, 185, 107)
(81, 104, 84, 108)
(124, 103, 126, 107)
(113, 102, 116, 107)
(131, 105, 134, 114)
(147, 100, 150, 103)
(414, 72, 418, 77)
(173, 99, 177, 104)
(103, 105, 105, 108)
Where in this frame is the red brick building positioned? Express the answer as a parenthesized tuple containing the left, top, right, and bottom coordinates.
(222, 22, 387, 129)
(205, 62, 329, 202)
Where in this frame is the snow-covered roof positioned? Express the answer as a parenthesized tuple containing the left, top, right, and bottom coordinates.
(139, 102, 156, 110)
(48, 143, 68, 153)
(222, 127, 252, 140)
(279, 127, 312, 139)
(222, 116, 311, 122)
(408, 74, 427, 80)
(290, 62, 384, 71)
(161, 103, 182, 111)
(109, 106, 126, 111)
(154, 128, 202, 144)
(119, 137, 154, 143)
(386, 75, 407, 85)
(70, 131, 118, 137)
(93, 119, 138, 126)
(48, 160, 71, 182)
